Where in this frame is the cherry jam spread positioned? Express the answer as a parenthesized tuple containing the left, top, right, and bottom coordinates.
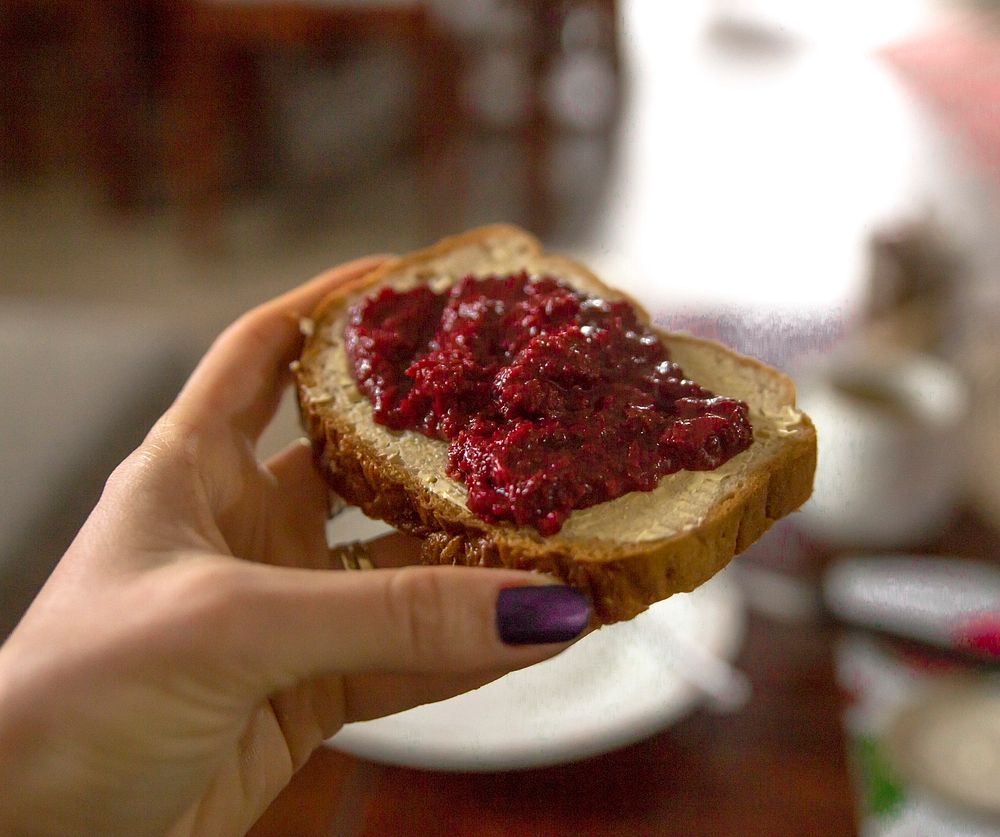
(345, 273, 753, 535)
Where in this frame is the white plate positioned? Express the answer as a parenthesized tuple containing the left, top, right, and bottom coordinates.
(326, 512, 746, 772)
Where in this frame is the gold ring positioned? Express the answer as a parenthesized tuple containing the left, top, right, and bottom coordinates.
(329, 541, 375, 571)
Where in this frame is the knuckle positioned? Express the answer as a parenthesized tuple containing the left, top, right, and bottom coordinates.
(163, 562, 252, 648)
(126, 561, 265, 685)
(101, 419, 207, 505)
(102, 453, 141, 497)
(102, 448, 161, 502)
(383, 569, 457, 668)
(150, 412, 225, 469)
(227, 308, 277, 354)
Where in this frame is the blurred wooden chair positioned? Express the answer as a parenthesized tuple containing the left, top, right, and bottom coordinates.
(0, 0, 158, 210)
(161, 1, 461, 248)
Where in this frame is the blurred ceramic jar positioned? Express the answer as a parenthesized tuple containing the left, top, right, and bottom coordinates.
(543, 0, 618, 134)
(431, 0, 535, 130)
(796, 349, 969, 549)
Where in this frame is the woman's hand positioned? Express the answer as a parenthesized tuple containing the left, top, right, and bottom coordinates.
(0, 258, 590, 837)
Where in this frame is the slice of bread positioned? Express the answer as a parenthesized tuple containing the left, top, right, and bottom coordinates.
(296, 225, 816, 623)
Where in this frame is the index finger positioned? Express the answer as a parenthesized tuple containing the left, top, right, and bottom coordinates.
(171, 255, 389, 442)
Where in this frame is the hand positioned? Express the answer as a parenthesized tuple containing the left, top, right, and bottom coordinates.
(0, 258, 590, 837)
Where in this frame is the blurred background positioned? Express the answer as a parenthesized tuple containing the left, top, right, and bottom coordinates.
(3, 1, 1000, 834)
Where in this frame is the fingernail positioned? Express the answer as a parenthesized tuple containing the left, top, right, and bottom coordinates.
(496, 586, 591, 645)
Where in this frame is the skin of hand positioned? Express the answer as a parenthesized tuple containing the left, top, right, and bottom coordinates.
(0, 258, 590, 837)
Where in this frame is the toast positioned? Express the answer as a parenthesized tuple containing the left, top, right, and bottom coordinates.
(296, 225, 816, 623)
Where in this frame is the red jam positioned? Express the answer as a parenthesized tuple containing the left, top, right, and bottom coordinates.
(345, 273, 753, 535)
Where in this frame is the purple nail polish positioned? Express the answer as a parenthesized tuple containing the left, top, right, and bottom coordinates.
(496, 586, 590, 645)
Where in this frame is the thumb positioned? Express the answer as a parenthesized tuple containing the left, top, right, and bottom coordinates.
(201, 562, 592, 691)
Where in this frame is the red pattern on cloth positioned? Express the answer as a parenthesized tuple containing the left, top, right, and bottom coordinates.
(883, 14, 1000, 176)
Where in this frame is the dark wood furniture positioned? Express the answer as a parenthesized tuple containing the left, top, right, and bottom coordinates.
(161, 2, 461, 248)
(0, 0, 157, 209)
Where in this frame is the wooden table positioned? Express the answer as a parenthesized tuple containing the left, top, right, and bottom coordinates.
(248, 619, 854, 836)
(246, 504, 1000, 836)
(247, 568, 855, 836)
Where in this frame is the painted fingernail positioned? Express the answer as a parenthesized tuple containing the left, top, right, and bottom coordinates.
(496, 586, 591, 645)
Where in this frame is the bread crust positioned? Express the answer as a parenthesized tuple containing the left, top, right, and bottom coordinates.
(297, 226, 816, 623)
